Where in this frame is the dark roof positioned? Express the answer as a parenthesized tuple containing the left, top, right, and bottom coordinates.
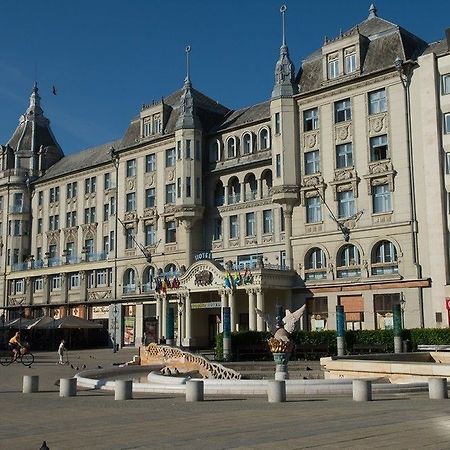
(423, 39, 449, 56)
(214, 101, 270, 132)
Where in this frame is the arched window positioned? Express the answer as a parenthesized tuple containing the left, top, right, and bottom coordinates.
(228, 177, 241, 204)
(143, 266, 156, 292)
(244, 174, 257, 201)
(305, 248, 327, 280)
(336, 245, 361, 278)
(214, 180, 225, 206)
(209, 140, 221, 162)
(227, 137, 237, 158)
(123, 268, 136, 293)
(261, 170, 273, 198)
(242, 133, 253, 155)
(164, 263, 177, 277)
(371, 240, 398, 275)
(259, 128, 270, 150)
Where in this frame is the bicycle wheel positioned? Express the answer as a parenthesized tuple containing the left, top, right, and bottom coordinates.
(0, 353, 13, 366)
(21, 353, 34, 367)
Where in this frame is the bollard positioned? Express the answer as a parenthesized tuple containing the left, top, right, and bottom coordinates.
(60, 378, 77, 397)
(275, 364, 289, 381)
(186, 380, 204, 402)
(114, 379, 133, 400)
(352, 379, 372, 402)
(428, 378, 448, 400)
(267, 380, 286, 403)
(22, 375, 39, 393)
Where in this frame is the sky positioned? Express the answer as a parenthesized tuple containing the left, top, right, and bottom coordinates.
(0, 0, 449, 155)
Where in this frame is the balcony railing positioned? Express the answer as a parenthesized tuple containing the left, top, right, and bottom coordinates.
(11, 262, 28, 272)
(48, 257, 61, 267)
(142, 282, 156, 293)
(228, 193, 241, 204)
(10, 205, 29, 213)
(123, 284, 136, 294)
(244, 190, 257, 201)
(86, 251, 107, 262)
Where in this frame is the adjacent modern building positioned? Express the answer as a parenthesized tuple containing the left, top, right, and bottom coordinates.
(1, 5, 450, 348)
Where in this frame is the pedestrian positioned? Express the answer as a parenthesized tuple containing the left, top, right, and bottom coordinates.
(57, 339, 67, 365)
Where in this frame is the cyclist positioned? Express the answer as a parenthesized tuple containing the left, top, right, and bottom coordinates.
(8, 331, 23, 360)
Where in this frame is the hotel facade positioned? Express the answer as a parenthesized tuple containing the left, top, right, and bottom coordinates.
(1, 6, 450, 348)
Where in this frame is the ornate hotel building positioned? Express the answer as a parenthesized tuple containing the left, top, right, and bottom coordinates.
(1, 6, 450, 348)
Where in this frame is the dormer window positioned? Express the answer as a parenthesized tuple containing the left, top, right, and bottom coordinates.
(227, 137, 237, 158)
(327, 53, 339, 79)
(242, 133, 253, 155)
(259, 128, 270, 150)
(344, 47, 357, 74)
(143, 113, 162, 137)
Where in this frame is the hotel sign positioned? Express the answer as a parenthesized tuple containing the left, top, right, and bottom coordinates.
(191, 302, 222, 309)
(194, 251, 212, 262)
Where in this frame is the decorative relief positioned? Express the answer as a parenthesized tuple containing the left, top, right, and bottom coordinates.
(194, 270, 213, 286)
(88, 290, 111, 301)
(229, 239, 240, 248)
(262, 235, 273, 244)
(304, 132, 318, 149)
(145, 174, 155, 187)
(63, 227, 78, 241)
(335, 124, 351, 142)
(164, 244, 177, 253)
(143, 208, 158, 218)
(218, 197, 271, 213)
(373, 214, 392, 224)
(80, 223, 97, 235)
(364, 160, 396, 192)
(271, 185, 299, 195)
(369, 113, 387, 135)
(124, 211, 138, 222)
(212, 241, 223, 250)
(245, 237, 257, 246)
(126, 178, 136, 192)
(329, 168, 359, 200)
(46, 230, 61, 240)
(167, 169, 175, 182)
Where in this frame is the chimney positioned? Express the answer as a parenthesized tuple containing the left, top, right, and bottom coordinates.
(446, 28, 450, 51)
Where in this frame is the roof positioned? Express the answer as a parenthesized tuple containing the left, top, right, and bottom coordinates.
(214, 101, 271, 132)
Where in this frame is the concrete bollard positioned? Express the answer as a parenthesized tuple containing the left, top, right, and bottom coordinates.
(114, 380, 133, 400)
(186, 380, 204, 402)
(275, 364, 289, 381)
(60, 378, 77, 397)
(267, 380, 286, 403)
(353, 379, 372, 402)
(22, 375, 39, 393)
(428, 378, 448, 400)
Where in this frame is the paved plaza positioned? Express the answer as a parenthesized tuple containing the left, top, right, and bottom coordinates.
(1, 348, 450, 449)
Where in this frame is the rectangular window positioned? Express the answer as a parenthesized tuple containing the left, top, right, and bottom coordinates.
(276, 154, 281, 178)
(165, 220, 176, 243)
(103, 203, 110, 221)
(344, 52, 356, 74)
(186, 140, 191, 159)
(304, 150, 320, 175)
(97, 269, 108, 286)
(373, 184, 392, 213)
(263, 210, 273, 234)
(145, 153, 156, 172)
(306, 196, 322, 223)
(84, 238, 94, 255)
(196, 177, 200, 199)
(195, 141, 200, 160)
(246, 212, 255, 236)
(370, 135, 388, 161)
(335, 99, 351, 123)
(84, 177, 96, 194)
(69, 274, 80, 289)
(49, 215, 60, 231)
(84, 207, 96, 224)
(229, 215, 238, 239)
(445, 113, 450, 134)
(145, 224, 156, 246)
(125, 228, 135, 249)
(34, 278, 44, 292)
(110, 196, 116, 215)
(51, 275, 61, 291)
(274, 112, 281, 134)
(126, 159, 136, 177)
(186, 177, 191, 197)
(103, 236, 109, 254)
(280, 208, 285, 232)
(328, 58, 339, 79)
(109, 230, 115, 252)
(336, 143, 353, 168)
(49, 244, 57, 258)
(177, 141, 182, 160)
(66, 182, 77, 199)
(145, 188, 156, 208)
(49, 187, 60, 203)
(38, 191, 43, 206)
(442, 74, 450, 95)
(303, 108, 319, 131)
(338, 191, 356, 218)
(126, 192, 136, 212)
(166, 183, 176, 203)
(104, 173, 111, 190)
(66, 211, 76, 227)
(368, 89, 387, 114)
(177, 178, 181, 198)
(165, 148, 176, 167)
(213, 218, 222, 240)
(66, 242, 75, 257)
(37, 218, 43, 234)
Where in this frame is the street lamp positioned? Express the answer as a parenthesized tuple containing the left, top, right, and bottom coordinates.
(400, 294, 406, 329)
(177, 296, 184, 347)
(110, 146, 120, 352)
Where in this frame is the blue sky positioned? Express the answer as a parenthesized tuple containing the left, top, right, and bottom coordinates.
(1, 0, 449, 155)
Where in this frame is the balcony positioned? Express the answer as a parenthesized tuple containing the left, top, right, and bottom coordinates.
(142, 282, 156, 293)
(244, 190, 257, 201)
(86, 251, 107, 262)
(123, 284, 136, 294)
(228, 193, 241, 204)
(10, 204, 29, 214)
(11, 262, 28, 272)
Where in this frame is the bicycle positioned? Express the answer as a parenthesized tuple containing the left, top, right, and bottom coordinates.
(0, 347, 35, 367)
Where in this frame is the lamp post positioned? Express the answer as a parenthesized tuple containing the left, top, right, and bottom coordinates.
(110, 146, 120, 352)
(177, 296, 184, 347)
(400, 294, 406, 329)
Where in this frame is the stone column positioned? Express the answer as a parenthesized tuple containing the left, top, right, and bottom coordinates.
(220, 290, 228, 333)
(239, 182, 245, 202)
(184, 220, 193, 268)
(229, 290, 236, 332)
(135, 303, 144, 347)
(25, 277, 32, 305)
(248, 289, 256, 331)
(184, 293, 192, 347)
(256, 289, 265, 331)
(61, 273, 68, 305)
(257, 178, 262, 199)
(42, 275, 50, 304)
(155, 295, 162, 341)
(224, 185, 229, 206)
(283, 204, 294, 270)
(161, 295, 168, 339)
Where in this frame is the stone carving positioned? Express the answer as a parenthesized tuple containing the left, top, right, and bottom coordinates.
(167, 169, 175, 181)
(126, 178, 135, 191)
(145, 174, 154, 187)
(140, 343, 241, 380)
(305, 133, 317, 149)
(334, 168, 354, 181)
(371, 117, 384, 133)
(369, 161, 393, 174)
(336, 125, 350, 141)
(194, 270, 213, 286)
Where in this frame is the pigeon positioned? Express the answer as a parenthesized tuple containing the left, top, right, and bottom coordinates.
(81, 364, 86, 370)
(303, 376, 308, 380)
(97, 365, 103, 369)
(306, 366, 312, 371)
(40, 441, 50, 450)
(52, 85, 57, 95)
(70, 364, 74, 369)
(75, 366, 79, 371)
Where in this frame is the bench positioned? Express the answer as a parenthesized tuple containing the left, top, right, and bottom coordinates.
(417, 345, 450, 352)
(235, 345, 271, 361)
(294, 343, 330, 360)
(352, 343, 385, 354)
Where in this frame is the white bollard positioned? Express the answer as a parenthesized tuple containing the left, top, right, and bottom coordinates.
(267, 380, 286, 403)
(353, 379, 372, 402)
(23, 375, 39, 393)
(394, 336, 402, 354)
(428, 378, 448, 400)
(60, 378, 77, 397)
(275, 364, 289, 381)
(337, 336, 345, 357)
(115, 380, 133, 400)
(186, 380, 204, 402)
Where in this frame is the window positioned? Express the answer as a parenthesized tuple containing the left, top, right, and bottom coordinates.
(304, 108, 318, 131)
(66, 211, 77, 227)
(165, 148, 176, 167)
(84, 177, 96, 194)
(306, 196, 322, 223)
(445, 113, 450, 134)
(177, 178, 181, 198)
(37, 218, 43, 234)
(145, 224, 156, 246)
(103, 203, 110, 221)
(229, 215, 238, 239)
(145, 188, 155, 208)
(304, 150, 320, 175)
(338, 191, 355, 218)
(263, 210, 273, 234)
(242, 133, 252, 154)
(123, 269, 136, 293)
(69, 274, 80, 289)
(126, 192, 136, 212)
(67, 182, 77, 198)
(328, 57, 339, 79)
(110, 197, 116, 215)
(51, 275, 61, 291)
(195, 140, 201, 160)
(276, 154, 281, 178)
(446, 154, 450, 174)
(370, 135, 388, 161)
(165, 220, 176, 243)
(373, 184, 392, 213)
(336, 143, 353, 168)
(49, 215, 59, 230)
(109, 230, 115, 252)
(126, 159, 136, 177)
(210, 141, 221, 162)
(166, 184, 176, 204)
(38, 191, 43, 206)
(84, 238, 94, 255)
(442, 74, 450, 95)
(246, 212, 255, 236)
(104, 173, 111, 190)
(368, 89, 387, 114)
(213, 218, 222, 240)
(305, 248, 326, 280)
(335, 99, 351, 123)
(196, 177, 200, 199)
(344, 51, 356, 74)
(177, 141, 182, 159)
(337, 244, 361, 278)
(84, 207, 96, 224)
(372, 240, 398, 275)
(259, 128, 270, 150)
(145, 153, 156, 172)
(186, 177, 191, 197)
(125, 228, 135, 249)
(34, 278, 43, 292)
(186, 140, 191, 159)
(274, 112, 281, 134)
(49, 186, 60, 203)
(66, 242, 75, 258)
(280, 208, 285, 232)
(103, 236, 109, 254)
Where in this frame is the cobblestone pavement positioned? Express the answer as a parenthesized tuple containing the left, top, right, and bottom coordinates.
(1, 348, 450, 449)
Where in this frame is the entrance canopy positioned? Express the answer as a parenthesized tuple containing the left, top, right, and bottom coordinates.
(26, 315, 102, 329)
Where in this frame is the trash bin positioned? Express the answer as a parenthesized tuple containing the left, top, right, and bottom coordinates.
(402, 339, 410, 353)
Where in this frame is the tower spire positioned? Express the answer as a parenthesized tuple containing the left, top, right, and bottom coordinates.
(184, 45, 192, 88)
(368, 3, 377, 19)
(281, 4, 286, 46)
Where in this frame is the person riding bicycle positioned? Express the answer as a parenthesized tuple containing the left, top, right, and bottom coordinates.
(8, 331, 23, 360)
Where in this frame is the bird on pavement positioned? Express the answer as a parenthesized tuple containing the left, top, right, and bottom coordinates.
(81, 364, 86, 370)
(40, 441, 50, 450)
(97, 365, 103, 369)
(70, 364, 74, 369)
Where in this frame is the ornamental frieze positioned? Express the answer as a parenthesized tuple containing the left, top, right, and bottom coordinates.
(218, 197, 271, 213)
(329, 168, 360, 200)
(46, 230, 61, 240)
(364, 161, 396, 192)
(271, 185, 299, 195)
